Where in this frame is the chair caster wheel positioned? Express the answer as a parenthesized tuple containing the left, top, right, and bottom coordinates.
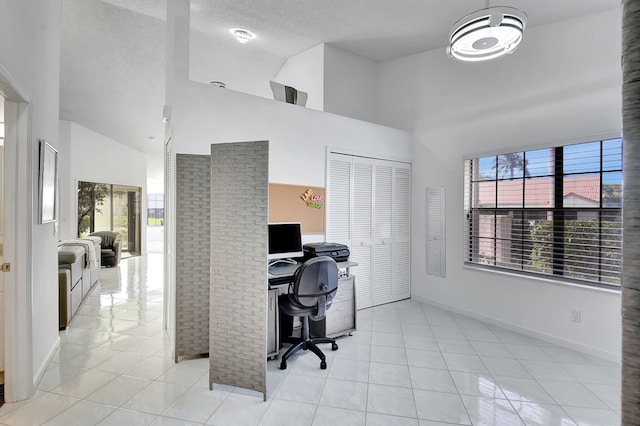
(279, 360, 287, 370)
(331, 343, 339, 351)
(320, 360, 327, 370)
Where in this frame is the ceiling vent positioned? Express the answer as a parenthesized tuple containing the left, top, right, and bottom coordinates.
(270, 81, 308, 107)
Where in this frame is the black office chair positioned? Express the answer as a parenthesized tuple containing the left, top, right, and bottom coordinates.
(279, 256, 339, 370)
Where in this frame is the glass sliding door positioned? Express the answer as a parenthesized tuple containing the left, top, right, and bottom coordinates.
(112, 185, 141, 256)
(78, 181, 142, 257)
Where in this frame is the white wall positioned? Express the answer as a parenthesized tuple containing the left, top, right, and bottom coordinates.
(379, 9, 622, 358)
(324, 44, 379, 124)
(273, 43, 380, 124)
(273, 44, 325, 111)
(171, 80, 412, 188)
(58, 120, 148, 253)
(0, 0, 62, 396)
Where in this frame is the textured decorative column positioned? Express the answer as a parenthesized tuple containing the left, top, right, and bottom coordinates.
(622, 1, 640, 424)
(209, 141, 268, 400)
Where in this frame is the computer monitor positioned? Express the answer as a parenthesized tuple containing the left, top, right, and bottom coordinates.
(268, 222, 303, 262)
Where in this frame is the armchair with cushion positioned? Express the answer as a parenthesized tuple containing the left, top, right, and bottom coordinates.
(278, 256, 339, 370)
(89, 231, 122, 267)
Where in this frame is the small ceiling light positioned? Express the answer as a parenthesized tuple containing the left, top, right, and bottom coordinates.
(447, 6, 527, 62)
(230, 28, 256, 44)
(210, 81, 226, 88)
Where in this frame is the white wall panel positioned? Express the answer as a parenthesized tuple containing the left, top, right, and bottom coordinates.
(426, 186, 446, 278)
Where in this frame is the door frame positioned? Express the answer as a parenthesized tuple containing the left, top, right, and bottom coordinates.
(0, 61, 34, 402)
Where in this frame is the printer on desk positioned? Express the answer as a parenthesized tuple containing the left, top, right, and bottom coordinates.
(303, 242, 350, 262)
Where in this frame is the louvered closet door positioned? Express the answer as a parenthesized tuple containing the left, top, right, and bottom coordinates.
(351, 158, 374, 309)
(372, 160, 394, 305)
(327, 154, 352, 245)
(393, 164, 412, 300)
(327, 153, 412, 310)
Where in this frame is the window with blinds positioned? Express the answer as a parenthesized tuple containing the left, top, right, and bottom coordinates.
(463, 138, 623, 289)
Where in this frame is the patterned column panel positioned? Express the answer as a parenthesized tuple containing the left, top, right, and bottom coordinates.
(209, 141, 268, 400)
(175, 154, 211, 360)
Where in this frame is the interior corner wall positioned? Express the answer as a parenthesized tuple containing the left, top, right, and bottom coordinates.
(58, 120, 148, 253)
(0, 0, 62, 397)
(272, 44, 325, 112)
(379, 9, 622, 358)
(323, 44, 379, 124)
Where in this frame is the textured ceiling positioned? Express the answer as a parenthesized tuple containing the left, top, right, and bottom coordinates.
(60, 0, 620, 181)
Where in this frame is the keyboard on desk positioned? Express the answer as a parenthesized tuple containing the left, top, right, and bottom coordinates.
(268, 262, 300, 285)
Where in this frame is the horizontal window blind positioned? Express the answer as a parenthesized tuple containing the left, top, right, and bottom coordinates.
(464, 138, 623, 288)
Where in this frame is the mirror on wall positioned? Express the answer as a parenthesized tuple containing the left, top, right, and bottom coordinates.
(78, 181, 142, 257)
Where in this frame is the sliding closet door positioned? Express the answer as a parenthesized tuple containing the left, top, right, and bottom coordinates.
(326, 154, 351, 246)
(328, 152, 411, 310)
(392, 165, 412, 300)
(351, 158, 374, 309)
(372, 160, 393, 305)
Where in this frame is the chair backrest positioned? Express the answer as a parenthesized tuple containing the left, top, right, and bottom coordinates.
(89, 231, 121, 249)
(289, 256, 339, 320)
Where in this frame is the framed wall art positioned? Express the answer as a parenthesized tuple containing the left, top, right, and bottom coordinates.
(39, 139, 58, 224)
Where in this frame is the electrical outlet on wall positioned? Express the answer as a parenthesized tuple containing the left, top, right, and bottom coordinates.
(571, 309, 582, 323)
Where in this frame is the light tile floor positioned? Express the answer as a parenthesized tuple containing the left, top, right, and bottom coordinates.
(0, 254, 622, 425)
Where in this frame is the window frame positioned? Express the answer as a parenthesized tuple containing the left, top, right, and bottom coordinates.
(463, 138, 623, 290)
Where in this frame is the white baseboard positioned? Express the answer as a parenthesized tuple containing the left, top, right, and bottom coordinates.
(32, 335, 61, 393)
(412, 295, 621, 365)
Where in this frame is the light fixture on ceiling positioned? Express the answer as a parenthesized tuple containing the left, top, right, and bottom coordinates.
(162, 105, 171, 124)
(447, 4, 527, 62)
(230, 28, 256, 44)
(210, 81, 226, 88)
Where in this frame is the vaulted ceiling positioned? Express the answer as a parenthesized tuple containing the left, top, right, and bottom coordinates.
(59, 0, 620, 181)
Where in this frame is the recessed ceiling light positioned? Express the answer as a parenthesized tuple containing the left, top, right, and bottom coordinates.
(230, 28, 256, 44)
(447, 6, 527, 62)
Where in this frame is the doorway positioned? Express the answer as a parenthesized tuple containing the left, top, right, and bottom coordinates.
(0, 95, 5, 396)
(77, 181, 142, 257)
(0, 66, 33, 402)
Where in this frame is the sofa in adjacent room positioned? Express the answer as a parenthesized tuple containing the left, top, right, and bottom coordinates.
(57, 245, 85, 329)
(89, 231, 122, 267)
(57, 236, 102, 328)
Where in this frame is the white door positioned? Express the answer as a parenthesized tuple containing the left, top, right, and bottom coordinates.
(372, 160, 393, 305)
(392, 165, 412, 300)
(328, 152, 412, 310)
(326, 153, 351, 246)
(351, 158, 374, 309)
(2, 78, 34, 401)
(0, 96, 4, 372)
